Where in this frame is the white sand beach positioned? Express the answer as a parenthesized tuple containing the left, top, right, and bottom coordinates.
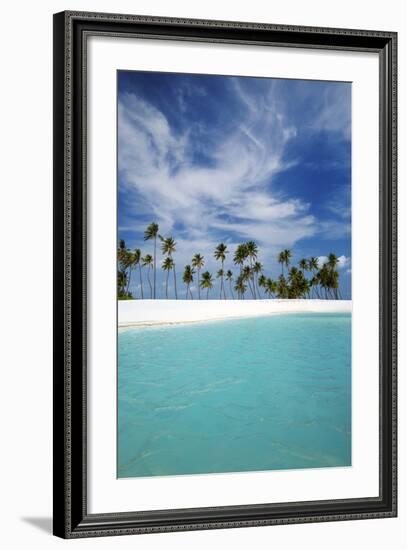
(118, 299, 352, 328)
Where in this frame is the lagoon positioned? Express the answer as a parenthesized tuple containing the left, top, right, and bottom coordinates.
(118, 312, 351, 478)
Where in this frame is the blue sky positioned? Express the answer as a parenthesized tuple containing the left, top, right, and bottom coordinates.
(118, 70, 351, 299)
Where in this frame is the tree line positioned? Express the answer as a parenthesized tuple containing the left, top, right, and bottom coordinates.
(117, 222, 343, 300)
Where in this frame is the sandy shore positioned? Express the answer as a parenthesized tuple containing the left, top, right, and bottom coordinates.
(118, 299, 352, 328)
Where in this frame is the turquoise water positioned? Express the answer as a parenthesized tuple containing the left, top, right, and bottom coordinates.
(118, 313, 351, 478)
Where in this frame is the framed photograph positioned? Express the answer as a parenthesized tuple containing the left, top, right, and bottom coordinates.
(53, 11, 397, 538)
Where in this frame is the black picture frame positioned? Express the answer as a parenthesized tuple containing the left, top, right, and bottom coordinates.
(53, 10, 397, 539)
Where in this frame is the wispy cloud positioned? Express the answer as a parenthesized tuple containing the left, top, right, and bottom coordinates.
(317, 255, 351, 270)
(118, 73, 352, 297)
(118, 82, 316, 267)
(310, 85, 351, 140)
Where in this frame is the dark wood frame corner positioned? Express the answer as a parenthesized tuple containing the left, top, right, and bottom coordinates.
(53, 10, 397, 539)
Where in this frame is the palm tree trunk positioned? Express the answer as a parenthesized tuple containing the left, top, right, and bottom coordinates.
(206, 288, 209, 299)
(229, 281, 234, 299)
(125, 266, 132, 296)
(153, 236, 156, 299)
(249, 259, 256, 299)
(138, 264, 144, 299)
(257, 275, 262, 298)
(198, 269, 201, 299)
(222, 260, 226, 299)
(173, 266, 178, 299)
(247, 277, 255, 299)
(165, 271, 169, 299)
(119, 270, 125, 296)
(147, 267, 152, 298)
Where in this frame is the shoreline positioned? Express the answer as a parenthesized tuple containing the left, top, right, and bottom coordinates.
(118, 299, 352, 329)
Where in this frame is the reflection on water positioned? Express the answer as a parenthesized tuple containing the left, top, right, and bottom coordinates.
(118, 313, 351, 478)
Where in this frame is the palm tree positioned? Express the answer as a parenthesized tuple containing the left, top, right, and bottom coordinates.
(117, 239, 132, 298)
(327, 253, 340, 299)
(144, 223, 159, 299)
(226, 270, 234, 299)
(200, 271, 214, 299)
(310, 275, 320, 299)
(246, 241, 259, 298)
(121, 228, 345, 302)
(141, 254, 153, 298)
(288, 266, 308, 298)
(191, 253, 204, 299)
(233, 243, 248, 275)
(308, 257, 320, 298)
(309, 257, 319, 272)
(242, 265, 255, 299)
(314, 254, 340, 300)
(216, 268, 225, 298)
(246, 241, 258, 260)
(160, 236, 177, 299)
(253, 261, 263, 298)
(265, 278, 277, 298)
(234, 275, 247, 299)
(117, 238, 127, 264)
(214, 243, 228, 299)
(132, 248, 143, 299)
(299, 258, 308, 272)
(288, 266, 299, 298)
(125, 251, 136, 297)
(183, 265, 195, 299)
(328, 253, 339, 270)
(117, 270, 127, 298)
(278, 249, 292, 276)
(258, 273, 267, 298)
(162, 256, 174, 299)
(276, 274, 289, 298)
(331, 269, 341, 299)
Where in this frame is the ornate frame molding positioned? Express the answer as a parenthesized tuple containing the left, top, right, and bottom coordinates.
(53, 11, 397, 538)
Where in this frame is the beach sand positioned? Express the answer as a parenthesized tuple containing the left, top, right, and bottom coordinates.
(118, 299, 352, 328)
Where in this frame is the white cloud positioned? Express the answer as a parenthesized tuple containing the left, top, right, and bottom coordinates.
(118, 87, 317, 264)
(337, 255, 351, 269)
(310, 85, 351, 140)
(317, 255, 350, 270)
(319, 219, 351, 239)
(317, 255, 328, 267)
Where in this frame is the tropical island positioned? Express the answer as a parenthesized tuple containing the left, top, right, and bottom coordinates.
(117, 222, 351, 328)
(118, 222, 345, 301)
(117, 72, 352, 478)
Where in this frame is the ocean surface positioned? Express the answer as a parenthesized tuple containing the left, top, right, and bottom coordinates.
(118, 312, 351, 478)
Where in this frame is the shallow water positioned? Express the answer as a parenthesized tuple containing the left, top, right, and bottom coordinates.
(118, 312, 351, 478)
